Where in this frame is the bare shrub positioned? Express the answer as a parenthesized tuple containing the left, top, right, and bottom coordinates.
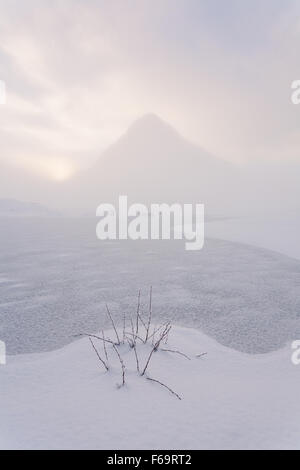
(78, 289, 206, 400)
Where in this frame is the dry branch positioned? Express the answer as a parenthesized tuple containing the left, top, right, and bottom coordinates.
(106, 304, 120, 345)
(149, 323, 168, 344)
(130, 317, 137, 347)
(74, 333, 117, 345)
(135, 290, 141, 336)
(112, 344, 126, 386)
(154, 324, 172, 351)
(89, 337, 109, 371)
(125, 330, 145, 344)
(145, 286, 152, 343)
(102, 329, 108, 361)
(133, 343, 140, 373)
(146, 377, 181, 400)
(141, 323, 172, 376)
(160, 348, 191, 360)
(122, 313, 126, 344)
(137, 312, 147, 330)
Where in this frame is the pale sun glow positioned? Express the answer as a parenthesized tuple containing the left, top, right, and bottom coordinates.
(48, 162, 75, 182)
(19, 156, 76, 182)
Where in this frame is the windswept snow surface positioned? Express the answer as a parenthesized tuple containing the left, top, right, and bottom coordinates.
(0, 326, 299, 450)
(1, 218, 300, 355)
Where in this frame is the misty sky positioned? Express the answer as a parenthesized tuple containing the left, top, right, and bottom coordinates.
(0, 0, 299, 182)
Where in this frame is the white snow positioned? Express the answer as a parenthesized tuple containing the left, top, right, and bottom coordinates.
(0, 326, 299, 450)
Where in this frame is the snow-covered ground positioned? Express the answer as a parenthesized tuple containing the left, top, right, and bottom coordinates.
(1, 216, 300, 450)
(0, 326, 299, 450)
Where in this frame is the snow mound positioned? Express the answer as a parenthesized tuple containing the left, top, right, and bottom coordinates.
(0, 326, 299, 450)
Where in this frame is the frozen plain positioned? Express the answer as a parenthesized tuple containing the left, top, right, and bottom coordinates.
(0, 216, 300, 449)
(1, 217, 300, 355)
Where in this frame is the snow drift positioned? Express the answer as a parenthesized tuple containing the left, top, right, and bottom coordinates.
(0, 326, 299, 450)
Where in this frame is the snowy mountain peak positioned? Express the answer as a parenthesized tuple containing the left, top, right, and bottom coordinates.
(124, 113, 180, 143)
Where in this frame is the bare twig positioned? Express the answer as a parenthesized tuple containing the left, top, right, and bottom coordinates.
(125, 330, 146, 344)
(146, 377, 181, 400)
(133, 343, 140, 373)
(154, 324, 172, 351)
(196, 352, 207, 359)
(164, 329, 170, 344)
(112, 344, 125, 386)
(125, 336, 134, 348)
(151, 324, 157, 346)
(89, 337, 109, 371)
(137, 312, 147, 330)
(102, 330, 108, 361)
(149, 323, 168, 344)
(160, 348, 191, 360)
(74, 333, 117, 345)
(122, 313, 126, 344)
(106, 304, 120, 345)
(135, 290, 141, 336)
(141, 323, 172, 375)
(141, 346, 156, 376)
(145, 286, 152, 343)
(130, 317, 137, 347)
